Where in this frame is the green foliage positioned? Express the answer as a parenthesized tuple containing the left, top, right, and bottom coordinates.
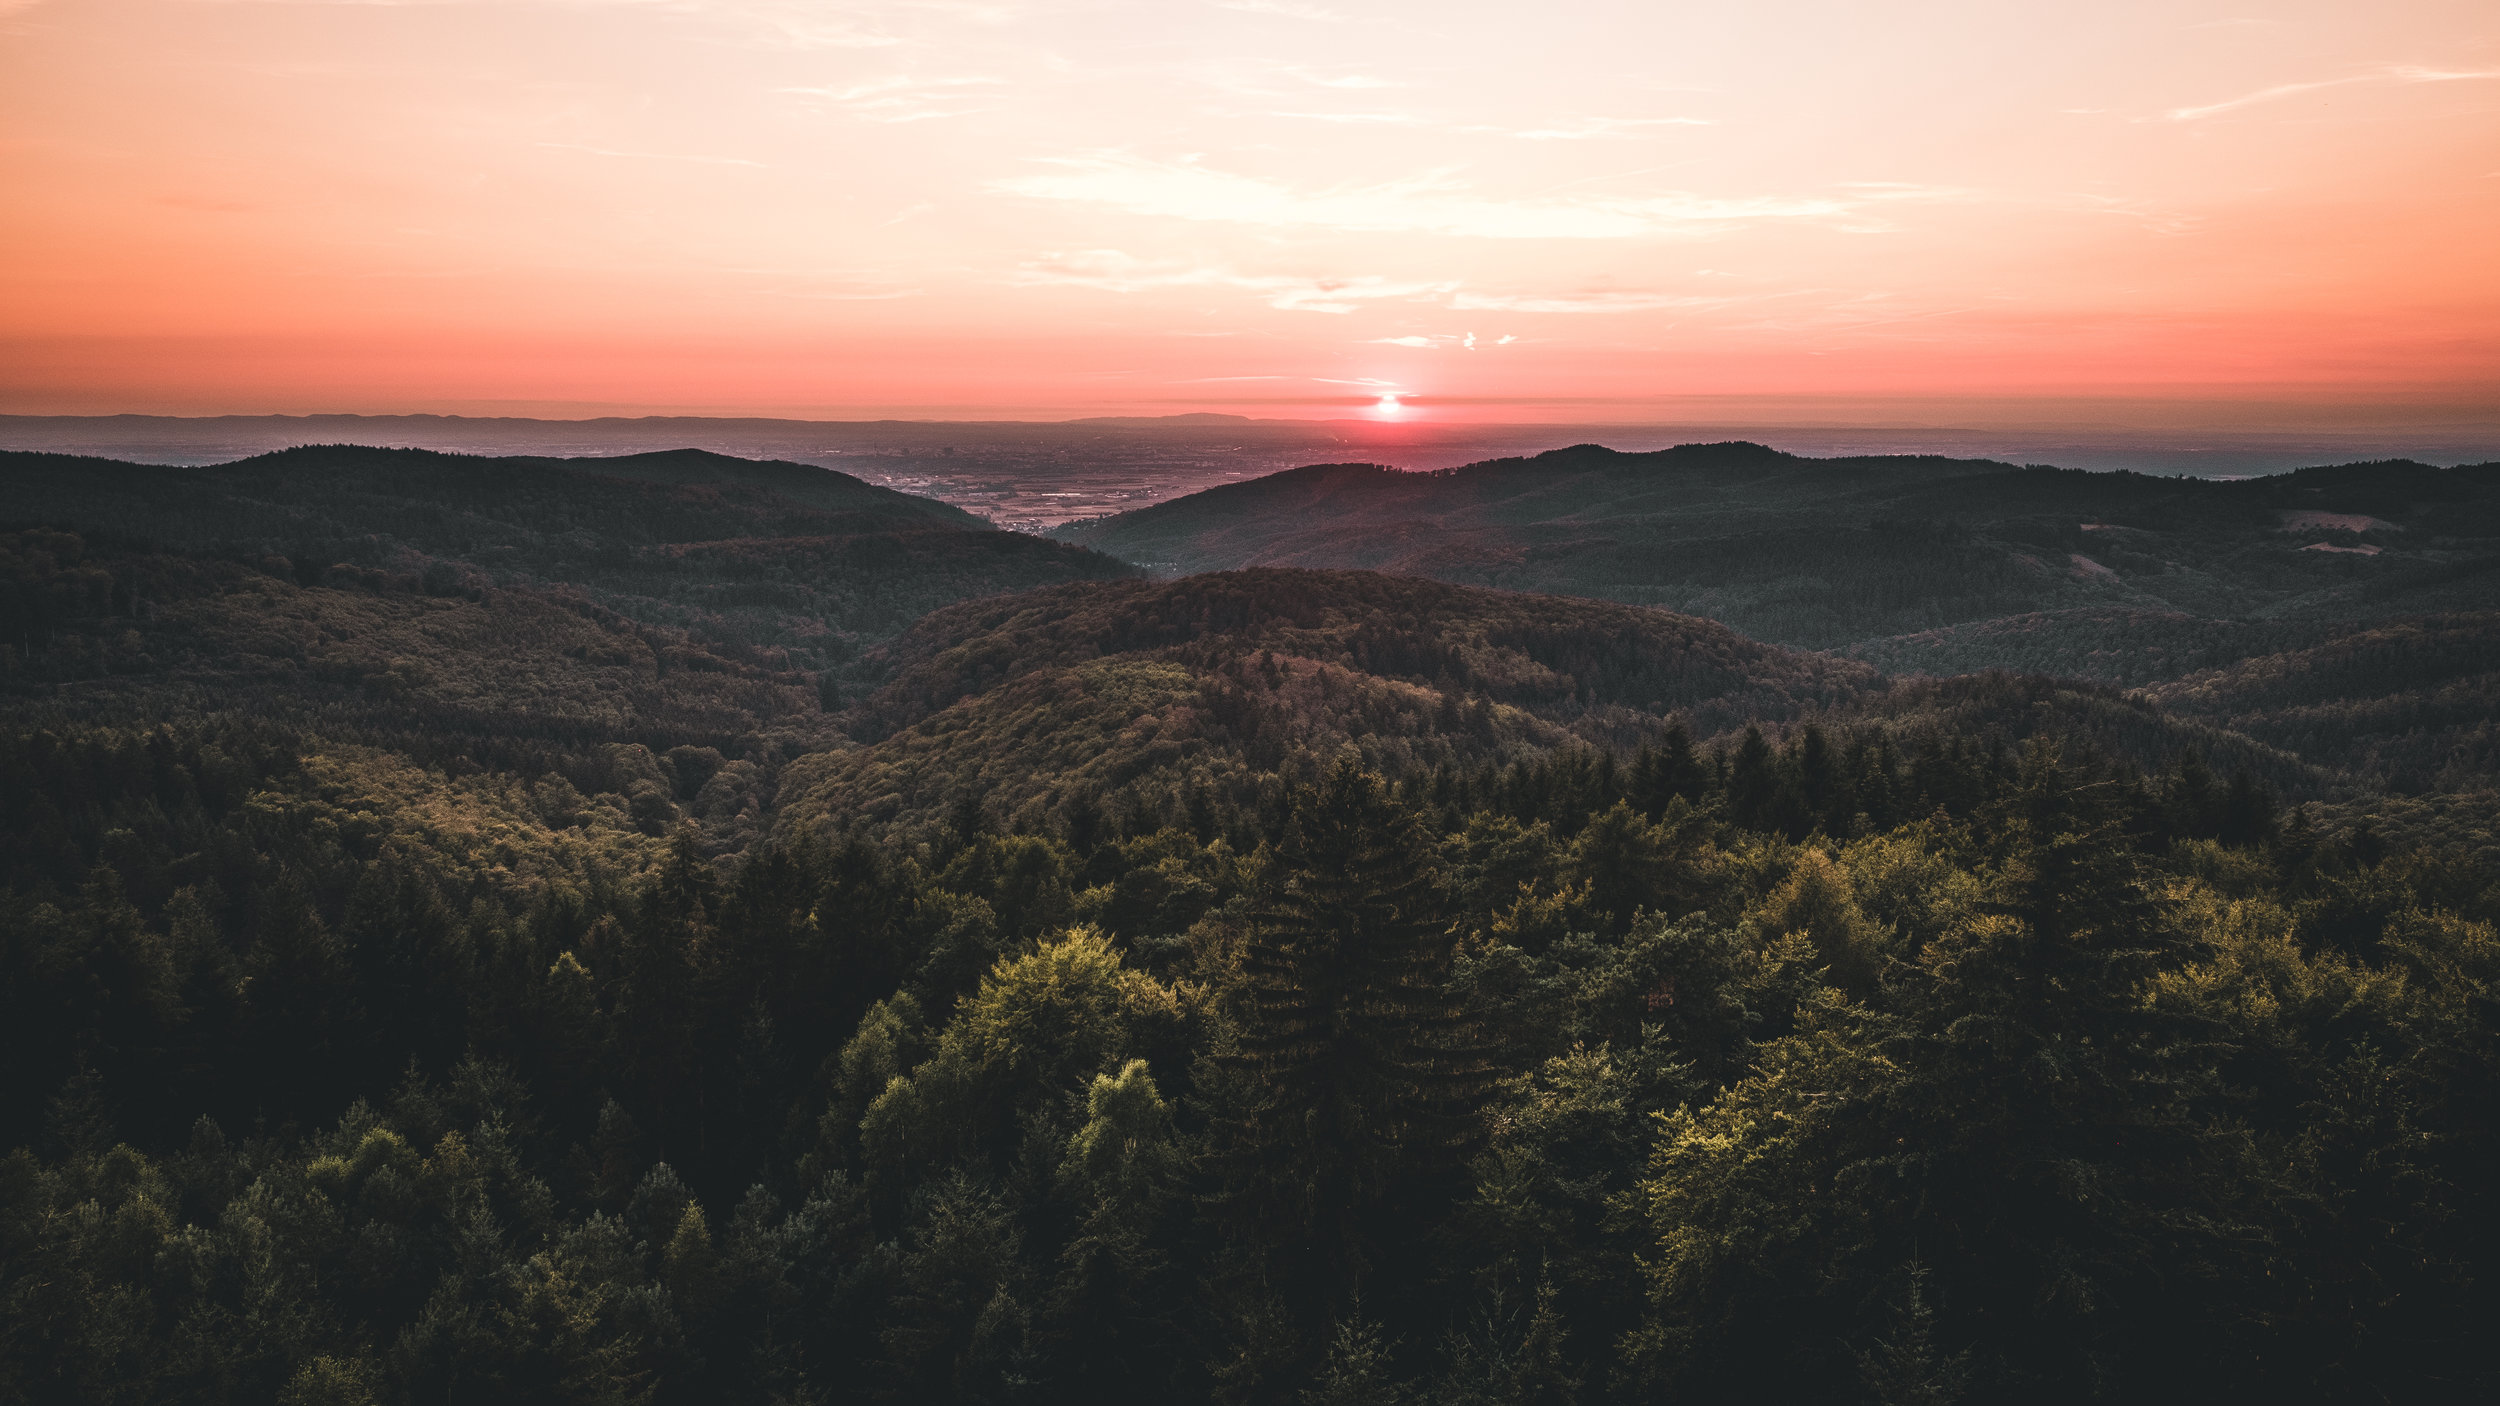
(4, 469, 2497, 1403)
(1059, 444, 2500, 656)
(1210, 760, 1490, 1291)
(2, 446, 1134, 675)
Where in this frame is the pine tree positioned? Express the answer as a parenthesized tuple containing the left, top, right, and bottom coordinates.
(1890, 743, 2243, 1398)
(1856, 1263, 1968, 1406)
(1726, 726, 1781, 834)
(1213, 756, 1490, 1295)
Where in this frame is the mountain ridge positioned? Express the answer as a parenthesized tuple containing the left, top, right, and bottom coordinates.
(1055, 441, 2500, 660)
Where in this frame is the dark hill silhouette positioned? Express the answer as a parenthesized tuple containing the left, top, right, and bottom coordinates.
(1056, 442, 2500, 664)
(1, 444, 1135, 672)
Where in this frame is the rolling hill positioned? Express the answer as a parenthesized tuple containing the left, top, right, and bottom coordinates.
(8, 445, 2499, 1406)
(778, 568, 2341, 843)
(2, 444, 1137, 674)
(1054, 441, 2500, 665)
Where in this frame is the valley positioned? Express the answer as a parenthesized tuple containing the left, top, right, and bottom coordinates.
(2, 440, 2495, 1405)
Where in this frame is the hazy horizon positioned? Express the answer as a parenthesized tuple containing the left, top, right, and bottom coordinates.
(11, 407, 2495, 531)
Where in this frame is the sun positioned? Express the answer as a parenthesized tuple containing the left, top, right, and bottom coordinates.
(1372, 393, 1404, 417)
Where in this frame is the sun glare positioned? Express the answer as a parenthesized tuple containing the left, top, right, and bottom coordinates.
(1373, 394, 1404, 417)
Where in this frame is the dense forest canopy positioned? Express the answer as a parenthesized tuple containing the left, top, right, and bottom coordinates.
(1055, 442, 2500, 671)
(4, 444, 2496, 1404)
(1, 445, 1135, 682)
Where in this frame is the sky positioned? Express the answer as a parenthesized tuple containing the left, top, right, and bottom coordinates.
(2, 0, 2497, 422)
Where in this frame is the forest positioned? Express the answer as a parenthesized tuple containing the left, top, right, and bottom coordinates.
(4, 445, 2497, 1404)
(1057, 442, 2500, 664)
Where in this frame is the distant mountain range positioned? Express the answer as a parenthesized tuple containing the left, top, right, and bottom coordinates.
(1054, 439, 2500, 658)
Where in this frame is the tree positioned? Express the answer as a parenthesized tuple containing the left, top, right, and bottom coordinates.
(1211, 757, 1490, 1300)
(1725, 727, 1783, 835)
(1043, 1060, 1189, 1397)
(1633, 748, 2256, 1402)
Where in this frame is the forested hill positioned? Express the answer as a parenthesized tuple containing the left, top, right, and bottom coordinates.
(777, 568, 1878, 840)
(1054, 441, 2500, 666)
(1, 445, 1135, 672)
(774, 568, 2337, 849)
(853, 568, 1872, 740)
(5, 447, 2499, 1404)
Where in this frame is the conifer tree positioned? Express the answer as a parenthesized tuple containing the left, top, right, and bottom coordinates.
(1213, 756, 1490, 1296)
(1725, 726, 1780, 834)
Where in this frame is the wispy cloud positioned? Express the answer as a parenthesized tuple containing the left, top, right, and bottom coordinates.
(780, 74, 1003, 122)
(182, 0, 912, 49)
(536, 141, 764, 167)
(991, 152, 1854, 239)
(2159, 63, 2500, 122)
(1367, 331, 1514, 349)
(2057, 191, 2200, 235)
(1209, 0, 1342, 20)
(1013, 250, 1453, 313)
(155, 193, 260, 213)
(1508, 116, 1715, 140)
(755, 280, 925, 301)
(1447, 289, 1742, 313)
(1267, 110, 1429, 125)
(1286, 68, 1398, 89)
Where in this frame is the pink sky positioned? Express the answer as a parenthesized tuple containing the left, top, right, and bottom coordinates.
(3, 0, 2496, 422)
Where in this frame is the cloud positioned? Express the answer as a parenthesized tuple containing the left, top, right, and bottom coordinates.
(1013, 249, 1453, 313)
(179, 0, 912, 48)
(991, 152, 1853, 239)
(1447, 289, 1741, 313)
(536, 141, 765, 166)
(155, 193, 260, 213)
(779, 75, 1003, 122)
(772, 286, 924, 300)
(1508, 116, 1715, 140)
(2056, 192, 2200, 235)
(2159, 63, 2500, 121)
(1286, 69, 1399, 89)
(1267, 110, 1430, 125)
(1209, 0, 1342, 19)
(1367, 331, 1503, 349)
(1018, 247, 1776, 321)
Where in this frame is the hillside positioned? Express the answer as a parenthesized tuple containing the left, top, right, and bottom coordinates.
(777, 569, 1877, 838)
(2, 444, 1136, 673)
(777, 568, 2359, 845)
(6, 450, 2499, 1405)
(2145, 612, 2500, 793)
(1056, 442, 2500, 666)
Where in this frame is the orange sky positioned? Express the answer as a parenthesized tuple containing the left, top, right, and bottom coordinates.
(3, 0, 2497, 421)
